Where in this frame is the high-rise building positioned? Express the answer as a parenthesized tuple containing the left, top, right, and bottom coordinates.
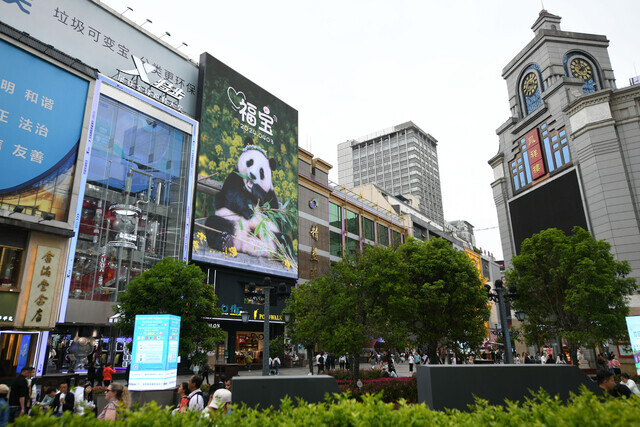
(489, 11, 640, 316)
(337, 121, 444, 225)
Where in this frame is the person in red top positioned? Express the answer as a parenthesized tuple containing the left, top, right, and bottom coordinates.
(102, 362, 116, 387)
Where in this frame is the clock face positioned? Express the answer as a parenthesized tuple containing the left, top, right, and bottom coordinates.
(522, 73, 538, 97)
(570, 59, 593, 80)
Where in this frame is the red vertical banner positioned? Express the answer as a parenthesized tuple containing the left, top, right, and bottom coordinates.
(525, 128, 546, 180)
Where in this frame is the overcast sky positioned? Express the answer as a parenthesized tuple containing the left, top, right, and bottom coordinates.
(103, 0, 640, 259)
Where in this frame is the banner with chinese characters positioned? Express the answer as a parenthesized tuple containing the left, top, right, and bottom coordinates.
(192, 53, 298, 278)
(24, 246, 62, 328)
(524, 128, 546, 180)
(0, 39, 88, 221)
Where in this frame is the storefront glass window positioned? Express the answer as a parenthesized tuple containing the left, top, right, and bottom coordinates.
(0, 246, 23, 288)
(363, 217, 375, 241)
(345, 209, 359, 235)
(330, 231, 343, 257)
(329, 202, 342, 229)
(69, 96, 192, 302)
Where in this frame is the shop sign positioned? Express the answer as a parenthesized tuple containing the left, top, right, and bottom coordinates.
(0, 0, 198, 116)
(24, 246, 61, 328)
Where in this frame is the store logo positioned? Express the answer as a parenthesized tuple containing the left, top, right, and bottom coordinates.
(118, 56, 155, 84)
(3, 0, 31, 15)
(115, 55, 185, 112)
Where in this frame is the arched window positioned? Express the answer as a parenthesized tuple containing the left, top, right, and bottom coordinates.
(519, 64, 545, 116)
(563, 52, 601, 94)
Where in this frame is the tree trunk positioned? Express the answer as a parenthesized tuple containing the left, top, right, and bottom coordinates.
(352, 356, 360, 383)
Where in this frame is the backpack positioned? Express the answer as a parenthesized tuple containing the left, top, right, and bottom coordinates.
(188, 391, 205, 409)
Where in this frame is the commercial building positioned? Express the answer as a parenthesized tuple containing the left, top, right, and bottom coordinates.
(489, 11, 640, 360)
(337, 121, 444, 226)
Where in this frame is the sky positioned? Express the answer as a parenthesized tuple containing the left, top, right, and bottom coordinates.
(103, 0, 640, 259)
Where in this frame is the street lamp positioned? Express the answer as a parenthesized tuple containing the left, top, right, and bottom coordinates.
(247, 278, 289, 376)
(515, 310, 526, 322)
(485, 279, 519, 364)
(240, 310, 249, 324)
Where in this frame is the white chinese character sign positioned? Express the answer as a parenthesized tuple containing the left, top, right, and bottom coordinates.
(24, 246, 62, 328)
(0, 39, 88, 220)
(192, 53, 298, 279)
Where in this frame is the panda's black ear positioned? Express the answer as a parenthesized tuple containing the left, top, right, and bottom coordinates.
(270, 158, 277, 170)
(244, 136, 253, 146)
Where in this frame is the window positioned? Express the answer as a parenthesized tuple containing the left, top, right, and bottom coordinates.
(0, 246, 23, 288)
(347, 237, 359, 257)
(377, 224, 389, 246)
(363, 217, 375, 241)
(390, 230, 402, 247)
(330, 231, 343, 257)
(329, 202, 342, 229)
(345, 209, 359, 235)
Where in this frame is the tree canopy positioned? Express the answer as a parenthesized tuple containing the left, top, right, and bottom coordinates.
(506, 227, 636, 363)
(115, 258, 225, 365)
(286, 245, 412, 380)
(286, 238, 491, 376)
(398, 238, 490, 362)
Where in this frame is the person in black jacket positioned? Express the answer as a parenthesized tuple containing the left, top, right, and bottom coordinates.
(51, 383, 75, 416)
(8, 366, 34, 422)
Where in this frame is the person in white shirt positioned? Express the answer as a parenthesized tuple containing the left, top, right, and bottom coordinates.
(620, 373, 640, 396)
(187, 375, 205, 411)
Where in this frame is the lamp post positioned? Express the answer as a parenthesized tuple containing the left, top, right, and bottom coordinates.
(485, 279, 519, 364)
(246, 278, 289, 376)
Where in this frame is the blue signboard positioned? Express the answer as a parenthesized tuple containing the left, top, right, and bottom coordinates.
(0, 38, 88, 193)
(626, 316, 640, 375)
(16, 334, 31, 374)
(129, 314, 181, 390)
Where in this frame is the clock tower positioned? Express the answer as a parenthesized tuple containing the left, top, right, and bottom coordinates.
(489, 11, 640, 313)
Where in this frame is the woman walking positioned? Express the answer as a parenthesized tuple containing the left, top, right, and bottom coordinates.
(98, 383, 130, 421)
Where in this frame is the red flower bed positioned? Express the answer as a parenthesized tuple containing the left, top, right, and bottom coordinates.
(337, 376, 417, 403)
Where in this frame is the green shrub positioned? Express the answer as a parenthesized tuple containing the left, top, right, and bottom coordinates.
(338, 376, 418, 403)
(11, 387, 640, 426)
(326, 368, 386, 380)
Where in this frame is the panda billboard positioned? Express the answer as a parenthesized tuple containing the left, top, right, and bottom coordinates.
(192, 53, 298, 278)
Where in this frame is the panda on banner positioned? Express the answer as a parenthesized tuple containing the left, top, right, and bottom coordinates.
(205, 138, 292, 258)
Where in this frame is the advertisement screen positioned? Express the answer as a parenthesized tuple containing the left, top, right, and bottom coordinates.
(626, 316, 640, 375)
(193, 53, 298, 278)
(129, 314, 181, 391)
(0, 39, 88, 221)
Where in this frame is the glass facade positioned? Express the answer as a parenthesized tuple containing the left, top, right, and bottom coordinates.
(363, 217, 375, 241)
(329, 202, 342, 229)
(345, 209, 359, 235)
(391, 230, 402, 247)
(330, 231, 343, 257)
(377, 224, 389, 246)
(69, 96, 192, 302)
(347, 237, 359, 257)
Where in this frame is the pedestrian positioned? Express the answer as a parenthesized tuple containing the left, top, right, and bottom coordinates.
(87, 360, 96, 386)
(205, 388, 232, 416)
(51, 382, 75, 417)
(597, 370, 631, 398)
(246, 353, 253, 372)
(317, 353, 325, 374)
(201, 363, 210, 385)
(38, 387, 57, 411)
(408, 352, 414, 372)
(620, 373, 640, 396)
(611, 355, 621, 375)
(186, 375, 205, 411)
(339, 355, 346, 370)
(273, 355, 281, 375)
(173, 382, 190, 414)
(102, 362, 116, 387)
(8, 366, 34, 422)
(0, 384, 10, 427)
(95, 363, 104, 387)
(74, 383, 96, 416)
(98, 383, 130, 420)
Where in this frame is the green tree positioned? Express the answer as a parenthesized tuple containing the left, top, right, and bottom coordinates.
(286, 245, 412, 381)
(507, 227, 636, 364)
(398, 238, 491, 363)
(115, 258, 225, 366)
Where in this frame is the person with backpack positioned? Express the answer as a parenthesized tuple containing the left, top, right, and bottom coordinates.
(272, 356, 281, 375)
(186, 375, 205, 411)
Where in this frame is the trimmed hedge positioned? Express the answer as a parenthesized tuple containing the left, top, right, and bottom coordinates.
(12, 387, 640, 426)
(326, 368, 386, 380)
